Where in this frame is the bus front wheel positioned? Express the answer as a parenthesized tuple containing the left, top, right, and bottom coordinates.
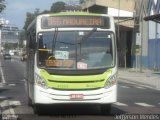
(33, 104, 44, 115)
(27, 96, 32, 106)
(100, 104, 112, 115)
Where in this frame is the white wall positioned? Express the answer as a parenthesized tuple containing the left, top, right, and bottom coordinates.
(108, 8, 133, 17)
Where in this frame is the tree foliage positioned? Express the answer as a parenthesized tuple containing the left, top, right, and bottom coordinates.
(23, 1, 66, 32)
(0, 0, 6, 13)
(23, 8, 41, 31)
(79, 0, 85, 4)
(41, 10, 50, 14)
(4, 43, 18, 50)
(50, 1, 66, 13)
(19, 30, 26, 47)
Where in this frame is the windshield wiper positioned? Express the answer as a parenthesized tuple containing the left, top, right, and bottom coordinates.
(52, 27, 58, 55)
(77, 28, 97, 44)
(76, 28, 97, 62)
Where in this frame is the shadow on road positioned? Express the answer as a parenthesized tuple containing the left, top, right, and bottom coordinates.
(26, 104, 126, 116)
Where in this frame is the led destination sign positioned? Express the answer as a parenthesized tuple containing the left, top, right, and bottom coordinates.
(41, 16, 110, 29)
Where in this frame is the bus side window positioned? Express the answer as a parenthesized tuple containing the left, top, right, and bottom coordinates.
(28, 31, 36, 49)
(39, 35, 43, 48)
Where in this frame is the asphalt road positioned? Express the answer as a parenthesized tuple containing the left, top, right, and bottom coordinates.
(0, 55, 160, 120)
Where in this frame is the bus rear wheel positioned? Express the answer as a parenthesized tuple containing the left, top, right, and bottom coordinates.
(100, 104, 111, 115)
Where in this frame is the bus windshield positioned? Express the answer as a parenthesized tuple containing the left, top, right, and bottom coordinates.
(38, 30, 114, 70)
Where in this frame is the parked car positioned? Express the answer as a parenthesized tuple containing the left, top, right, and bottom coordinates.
(4, 53, 11, 59)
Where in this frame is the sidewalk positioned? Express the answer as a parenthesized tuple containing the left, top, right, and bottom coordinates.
(118, 68, 160, 90)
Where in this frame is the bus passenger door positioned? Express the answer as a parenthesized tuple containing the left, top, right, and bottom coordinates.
(27, 31, 36, 103)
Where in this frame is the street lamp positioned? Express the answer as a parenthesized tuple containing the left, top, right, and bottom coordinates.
(0, 19, 4, 54)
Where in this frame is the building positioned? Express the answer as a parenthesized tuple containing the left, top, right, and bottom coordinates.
(81, 0, 160, 71)
(132, 0, 160, 71)
(0, 18, 19, 52)
(143, 0, 160, 70)
(63, 5, 82, 12)
(1, 25, 19, 44)
(132, 0, 149, 71)
(81, 0, 136, 68)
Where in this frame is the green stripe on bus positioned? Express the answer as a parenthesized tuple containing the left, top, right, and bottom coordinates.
(40, 69, 112, 89)
(49, 12, 102, 16)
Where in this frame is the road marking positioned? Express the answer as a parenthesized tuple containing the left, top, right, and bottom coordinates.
(0, 61, 6, 84)
(120, 85, 130, 88)
(0, 96, 7, 99)
(20, 79, 25, 82)
(0, 83, 4, 87)
(114, 102, 128, 106)
(0, 100, 8, 108)
(135, 86, 146, 89)
(8, 84, 16, 86)
(135, 102, 154, 107)
(1, 100, 15, 114)
(0, 100, 19, 119)
(119, 79, 154, 90)
(9, 100, 21, 106)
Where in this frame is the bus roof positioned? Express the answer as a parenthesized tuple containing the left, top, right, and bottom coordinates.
(48, 12, 108, 17)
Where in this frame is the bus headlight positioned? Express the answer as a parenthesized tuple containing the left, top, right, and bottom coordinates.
(35, 73, 48, 89)
(104, 74, 117, 89)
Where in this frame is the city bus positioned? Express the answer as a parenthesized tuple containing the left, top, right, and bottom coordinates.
(26, 12, 117, 114)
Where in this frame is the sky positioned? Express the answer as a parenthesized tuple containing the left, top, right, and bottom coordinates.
(1, 0, 79, 29)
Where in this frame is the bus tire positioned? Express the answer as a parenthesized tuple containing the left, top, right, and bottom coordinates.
(27, 97, 32, 106)
(100, 104, 111, 115)
(26, 83, 32, 106)
(33, 104, 43, 115)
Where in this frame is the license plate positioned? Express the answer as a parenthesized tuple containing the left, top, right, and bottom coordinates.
(70, 94, 83, 100)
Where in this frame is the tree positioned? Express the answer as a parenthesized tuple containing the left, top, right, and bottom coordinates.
(79, 0, 85, 4)
(4, 43, 18, 50)
(18, 30, 26, 48)
(23, 8, 40, 32)
(50, 1, 66, 13)
(23, 2, 66, 32)
(41, 10, 50, 14)
(0, 0, 6, 13)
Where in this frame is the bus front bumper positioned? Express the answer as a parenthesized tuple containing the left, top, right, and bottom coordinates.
(34, 85, 117, 104)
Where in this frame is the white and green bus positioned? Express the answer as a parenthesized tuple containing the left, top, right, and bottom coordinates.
(26, 12, 117, 114)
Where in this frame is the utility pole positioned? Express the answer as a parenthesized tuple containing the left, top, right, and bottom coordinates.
(117, 0, 120, 68)
(0, 26, 1, 54)
(155, 21, 158, 70)
(140, 0, 144, 72)
(118, 0, 120, 42)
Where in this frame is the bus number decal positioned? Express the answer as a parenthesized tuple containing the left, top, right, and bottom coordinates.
(45, 60, 73, 67)
(77, 62, 88, 69)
